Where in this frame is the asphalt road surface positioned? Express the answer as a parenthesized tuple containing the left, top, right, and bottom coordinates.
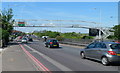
(19, 40, 120, 72)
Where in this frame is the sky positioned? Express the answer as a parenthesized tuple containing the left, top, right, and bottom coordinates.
(1, 2, 118, 33)
(2, 0, 120, 2)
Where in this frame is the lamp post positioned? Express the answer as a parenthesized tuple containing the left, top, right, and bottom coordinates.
(99, 8, 102, 40)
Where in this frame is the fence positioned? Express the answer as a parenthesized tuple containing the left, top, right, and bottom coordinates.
(59, 38, 93, 46)
(38, 37, 93, 46)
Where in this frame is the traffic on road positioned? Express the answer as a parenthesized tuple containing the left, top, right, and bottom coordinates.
(8, 35, 119, 71)
(80, 41, 120, 66)
(1, 2, 120, 73)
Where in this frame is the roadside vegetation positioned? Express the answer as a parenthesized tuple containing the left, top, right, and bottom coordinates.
(0, 8, 14, 47)
(33, 25, 120, 41)
(33, 30, 94, 41)
(113, 25, 120, 40)
(107, 25, 120, 40)
(34, 30, 60, 38)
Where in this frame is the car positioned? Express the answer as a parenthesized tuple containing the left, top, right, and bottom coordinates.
(45, 39, 59, 48)
(80, 41, 120, 66)
(21, 38, 28, 43)
(115, 40, 120, 44)
(15, 36, 23, 42)
(42, 36, 49, 39)
(28, 38, 33, 42)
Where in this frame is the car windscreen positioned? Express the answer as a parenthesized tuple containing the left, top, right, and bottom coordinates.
(23, 38, 27, 40)
(110, 44, 120, 49)
(52, 40, 58, 43)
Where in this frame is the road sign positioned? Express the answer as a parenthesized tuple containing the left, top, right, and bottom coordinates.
(18, 22, 25, 27)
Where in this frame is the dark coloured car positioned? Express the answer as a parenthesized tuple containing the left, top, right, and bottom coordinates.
(28, 38, 33, 42)
(45, 39, 59, 48)
(80, 41, 120, 66)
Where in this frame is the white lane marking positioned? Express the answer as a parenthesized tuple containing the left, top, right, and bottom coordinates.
(60, 44, 85, 49)
(24, 44, 73, 71)
(0, 49, 2, 52)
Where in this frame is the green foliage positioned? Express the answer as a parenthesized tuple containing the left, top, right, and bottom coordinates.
(56, 36, 64, 41)
(113, 25, 120, 40)
(82, 36, 94, 39)
(0, 8, 14, 46)
(34, 31, 60, 38)
(0, 28, 2, 40)
(61, 32, 88, 39)
(2, 29, 9, 40)
(1, 8, 14, 33)
(0, 28, 9, 44)
(33, 31, 93, 40)
(107, 35, 115, 39)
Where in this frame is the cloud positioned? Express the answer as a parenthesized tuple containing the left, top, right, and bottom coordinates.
(41, 23, 55, 26)
(2, 0, 119, 2)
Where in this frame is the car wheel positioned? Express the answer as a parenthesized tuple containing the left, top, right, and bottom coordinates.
(44, 43, 47, 47)
(45, 44, 47, 47)
(48, 45, 51, 48)
(80, 52, 86, 59)
(101, 57, 109, 66)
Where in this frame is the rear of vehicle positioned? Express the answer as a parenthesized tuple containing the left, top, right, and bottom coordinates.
(21, 38, 28, 43)
(80, 42, 120, 66)
(15, 36, 22, 42)
(106, 43, 120, 63)
(28, 38, 33, 42)
(45, 40, 59, 48)
(115, 40, 120, 44)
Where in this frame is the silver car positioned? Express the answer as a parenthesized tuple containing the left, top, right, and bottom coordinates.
(80, 41, 120, 66)
(21, 38, 28, 43)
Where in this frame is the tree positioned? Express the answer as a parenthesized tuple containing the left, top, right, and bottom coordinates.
(0, 13, 2, 28)
(2, 8, 14, 33)
(113, 25, 120, 40)
(0, 28, 2, 40)
(0, 8, 14, 46)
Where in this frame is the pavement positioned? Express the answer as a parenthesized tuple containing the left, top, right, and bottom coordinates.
(0, 48, 3, 54)
(2, 43, 38, 71)
(0, 48, 2, 73)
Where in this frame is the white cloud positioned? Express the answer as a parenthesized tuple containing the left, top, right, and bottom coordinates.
(41, 23, 55, 26)
(2, 0, 119, 2)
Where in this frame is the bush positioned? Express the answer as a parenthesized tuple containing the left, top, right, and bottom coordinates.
(107, 35, 115, 39)
(2, 29, 9, 45)
(56, 36, 64, 41)
(82, 36, 94, 39)
(0, 28, 9, 46)
(0, 28, 2, 40)
(113, 25, 120, 40)
(34, 31, 60, 38)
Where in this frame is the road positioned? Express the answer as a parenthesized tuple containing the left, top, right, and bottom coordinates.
(19, 40, 119, 72)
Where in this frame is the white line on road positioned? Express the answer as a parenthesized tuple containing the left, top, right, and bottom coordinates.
(24, 44, 73, 71)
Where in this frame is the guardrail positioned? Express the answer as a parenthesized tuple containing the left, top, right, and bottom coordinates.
(37, 38, 93, 47)
(36, 37, 115, 47)
(59, 41, 88, 46)
(59, 38, 93, 46)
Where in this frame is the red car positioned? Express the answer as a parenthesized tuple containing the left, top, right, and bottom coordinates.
(115, 40, 120, 44)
